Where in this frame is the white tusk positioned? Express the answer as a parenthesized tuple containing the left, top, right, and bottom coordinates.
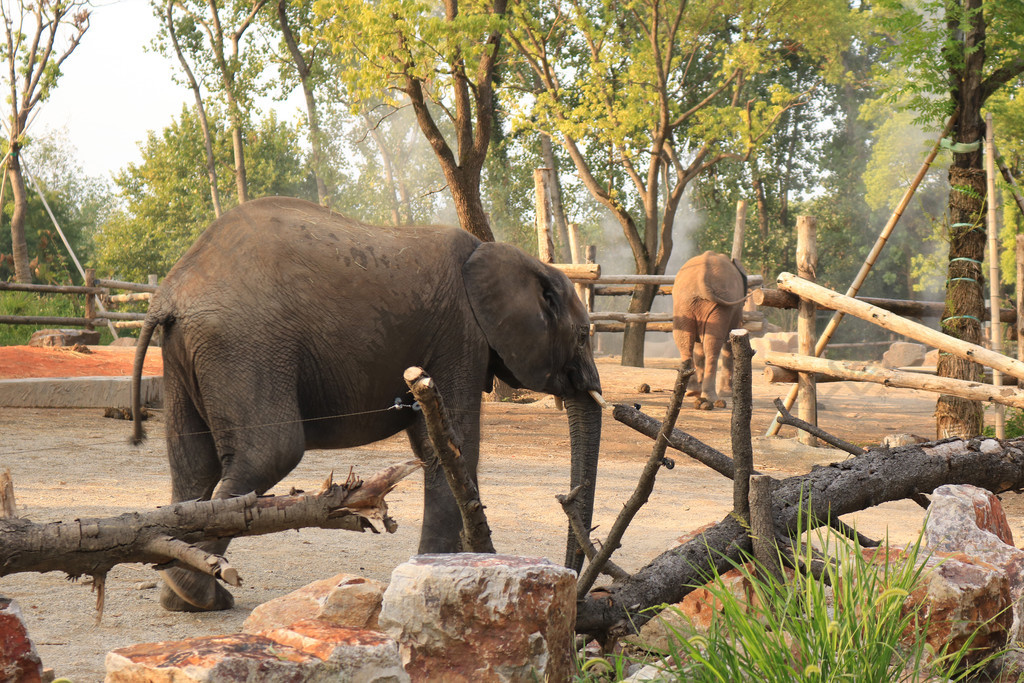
(554, 396, 564, 411)
(588, 390, 610, 410)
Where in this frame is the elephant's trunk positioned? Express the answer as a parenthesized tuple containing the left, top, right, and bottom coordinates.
(564, 391, 602, 573)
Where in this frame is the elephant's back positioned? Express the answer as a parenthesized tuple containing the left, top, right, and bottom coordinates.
(158, 197, 479, 305)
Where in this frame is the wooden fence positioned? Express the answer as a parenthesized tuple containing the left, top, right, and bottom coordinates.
(0, 270, 157, 337)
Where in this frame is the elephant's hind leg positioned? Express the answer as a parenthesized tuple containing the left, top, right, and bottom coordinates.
(158, 379, 236, 612)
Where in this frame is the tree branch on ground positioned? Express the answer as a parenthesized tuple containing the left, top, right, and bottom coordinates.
(0, 461, 420, 617)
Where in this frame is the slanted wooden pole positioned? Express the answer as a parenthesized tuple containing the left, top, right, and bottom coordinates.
(776, 273, 1024, 383)
(796, 216, 818, 446)
(767, 113, 959, 435)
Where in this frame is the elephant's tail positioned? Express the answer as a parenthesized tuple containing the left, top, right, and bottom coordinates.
(130, 312, 161, 445)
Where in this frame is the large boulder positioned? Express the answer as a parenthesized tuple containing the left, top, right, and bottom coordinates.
(0, 597, 44, 683)
(924, 484, 1024, 644)
(243, 573, 386, 634)
(380, 554, 576, 682)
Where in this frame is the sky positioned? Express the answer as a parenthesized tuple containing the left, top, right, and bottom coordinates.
(29, 0, 301, 181)
(30, 0, 189, 179)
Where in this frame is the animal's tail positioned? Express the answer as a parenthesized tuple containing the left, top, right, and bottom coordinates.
(130, 312, 161, 445)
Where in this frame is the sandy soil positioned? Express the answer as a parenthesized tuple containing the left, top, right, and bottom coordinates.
(0, 353, 1016, 681)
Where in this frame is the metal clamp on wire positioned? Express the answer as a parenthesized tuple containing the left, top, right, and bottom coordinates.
(391, 397, 421, 412)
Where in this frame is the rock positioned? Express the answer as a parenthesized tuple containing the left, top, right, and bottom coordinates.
(881, 433, 928, 448)
(108, 336, 139, 347)
(865, 546, 1012, 658)
(105, 634, 329, 682)
(380, 554, 576, 682)
(924, 485, 1024, 643)
(243, 573, 386, 634)
(27, 329, 100, 347)
(0, 597, 44, 683)
(926, 484, 1014, 547)
(629, 565, 795, 654)
(258, 620, 408, 682)
(750, 331, 798, 356)
(881, 341, 926, 369)
(636, 383, 651, 393)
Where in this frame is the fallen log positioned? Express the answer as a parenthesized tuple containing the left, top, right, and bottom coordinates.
(763, 352, 1024, 408)
(575, 432, 1024, 637)
(0, 461, 420, 608)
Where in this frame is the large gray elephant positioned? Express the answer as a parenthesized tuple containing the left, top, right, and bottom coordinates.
(671, 251, 748, 409)
(130, 196, 603, 612)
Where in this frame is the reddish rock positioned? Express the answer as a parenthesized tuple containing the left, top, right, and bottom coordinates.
(924, 484, 1024, 644)
(926, 483, 1014, 546)
(865, 546, 1012, 657)
(105, 633, 329, 682)
(380, 554, 576, 682)
(243, 573, 386, 634)
(259, 619, 408, 681)
(0, 598, 44, 683)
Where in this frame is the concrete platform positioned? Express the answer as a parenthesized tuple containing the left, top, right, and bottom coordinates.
(0, 376, 162, 409)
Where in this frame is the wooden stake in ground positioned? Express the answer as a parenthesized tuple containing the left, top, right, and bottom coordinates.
(730, 330, 754, 523)
(404, 366, 495, 554)
(986, 113, 1004, 438)
(796, 216, 818, 447)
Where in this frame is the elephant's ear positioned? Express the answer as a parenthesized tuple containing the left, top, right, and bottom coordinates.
(463, 241, 571, 391)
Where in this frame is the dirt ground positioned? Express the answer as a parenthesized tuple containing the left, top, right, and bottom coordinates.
(0, 352, 1017, 681)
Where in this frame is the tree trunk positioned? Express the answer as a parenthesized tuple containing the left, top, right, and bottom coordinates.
(936, 0, 986, 439)
(278, 0, 329, 208)
(541, 135, 572, 263)
(228, 102, 249, 204)
(166, 2, 222, 218)
(621, 284, 658, 367)
(8, 152, 32, 283)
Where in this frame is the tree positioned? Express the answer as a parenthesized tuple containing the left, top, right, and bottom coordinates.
(319, 0, 507, 243)
(272, 0, 333, 206)
(507, 0, 858, 367)
(94, 108, 314, 281)
(158, 0, 270, 206)
(0, 132, 113, 284)
(876, 0, 1024, 437)
(0, 0, 88, 283)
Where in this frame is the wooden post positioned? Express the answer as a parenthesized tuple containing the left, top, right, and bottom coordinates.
(749, 474, 784, 585)
(796, 216, 818, 447)
(84, 268, 96, 332)
(731, 330, 754, 522)
(534, 168, 554, 264)
(583, 245, 597, 314)
(568, 222, 582, 265)
(731, 200, 747, 263)
(986, 114, 1004, 436)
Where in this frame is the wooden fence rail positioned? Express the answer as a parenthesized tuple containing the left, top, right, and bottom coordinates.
(1, 271, 157, 335)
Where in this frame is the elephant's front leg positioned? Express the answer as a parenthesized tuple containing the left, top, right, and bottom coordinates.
(406, 409, 481, 554)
